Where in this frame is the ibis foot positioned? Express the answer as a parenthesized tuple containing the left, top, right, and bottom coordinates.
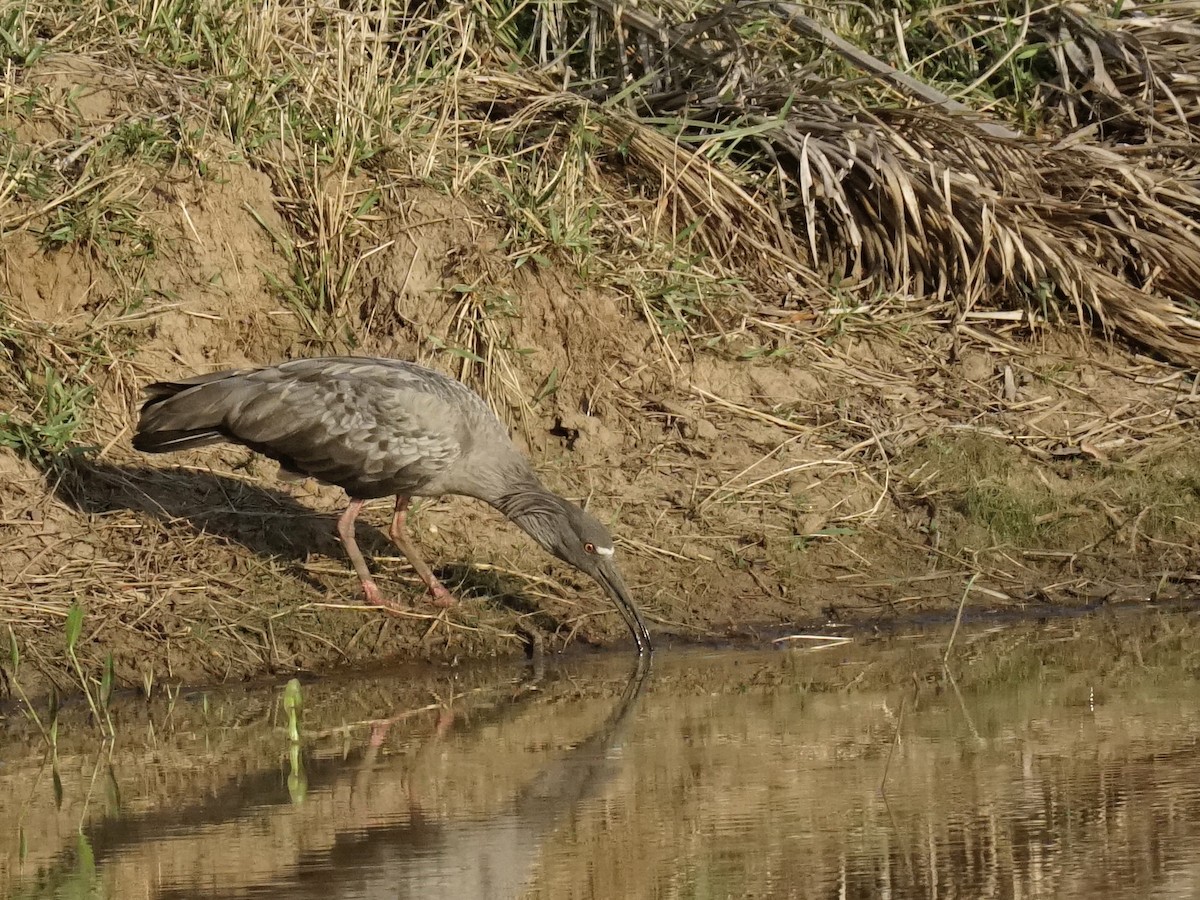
(360, 580, 386, 606)
(362, 575, 454, 612)
(360, 580, 406, 616)
(427, 580, 457, 608)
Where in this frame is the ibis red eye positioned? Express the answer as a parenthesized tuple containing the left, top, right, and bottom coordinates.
(584, 542, 596, 554)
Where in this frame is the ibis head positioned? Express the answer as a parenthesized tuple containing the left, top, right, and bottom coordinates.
(498, 489, 652, 654)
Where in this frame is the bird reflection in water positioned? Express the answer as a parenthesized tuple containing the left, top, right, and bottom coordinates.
(36, 660, 651, 900)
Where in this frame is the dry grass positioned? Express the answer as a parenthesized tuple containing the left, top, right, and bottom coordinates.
(426, 0, 1200, 365)
(4, 0, 1200, 359)
(7, 0, 1200, 384)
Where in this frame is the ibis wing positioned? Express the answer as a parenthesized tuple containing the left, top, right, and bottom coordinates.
(224, 368, 462, 497)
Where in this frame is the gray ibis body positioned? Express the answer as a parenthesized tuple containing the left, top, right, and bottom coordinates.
(132, 356, 651, 653)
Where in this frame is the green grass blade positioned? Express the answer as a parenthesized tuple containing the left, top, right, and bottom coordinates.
(65, 600, 84, 654)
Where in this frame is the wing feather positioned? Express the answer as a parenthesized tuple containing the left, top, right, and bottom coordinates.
(136, 357, 510, 498)
(221, 365, 463, 497)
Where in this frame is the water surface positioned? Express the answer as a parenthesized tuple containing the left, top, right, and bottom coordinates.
(3, 610, 1199, 898)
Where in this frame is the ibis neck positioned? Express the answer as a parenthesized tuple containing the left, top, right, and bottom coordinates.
(491, 479, 563, 523)
(487, 477, 573, 559)
(455, 446, 539, 506)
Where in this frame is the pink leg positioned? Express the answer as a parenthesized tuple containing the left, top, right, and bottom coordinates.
(388, 496, 456, 607)
(335, 499, 397, 611)
(369, 722, 392, 748)
(434, 708, 456, 738)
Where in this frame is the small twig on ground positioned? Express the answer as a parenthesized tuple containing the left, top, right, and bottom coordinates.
(771, 634, 853, 651)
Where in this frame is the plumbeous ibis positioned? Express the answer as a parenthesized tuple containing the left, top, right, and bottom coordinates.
(132, 356, 651, 653)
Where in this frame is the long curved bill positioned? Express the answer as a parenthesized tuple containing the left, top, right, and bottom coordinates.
(595, 561, 653, 655)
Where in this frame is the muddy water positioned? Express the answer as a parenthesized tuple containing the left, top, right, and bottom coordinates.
(3, 611, 1200, 899)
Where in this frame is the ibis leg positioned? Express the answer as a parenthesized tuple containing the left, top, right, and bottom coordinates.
(335, 498, 392, 609)
(388, 496, 456, 607)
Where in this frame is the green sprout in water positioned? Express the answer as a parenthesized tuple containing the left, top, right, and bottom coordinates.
(7, 625, 49, 744)
(282, 677, 303, 742)
(282, 678, 307, 803)
(63, 601, 112, 735)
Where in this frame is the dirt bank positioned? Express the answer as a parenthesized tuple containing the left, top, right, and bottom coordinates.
(3, 11, 1200, 701)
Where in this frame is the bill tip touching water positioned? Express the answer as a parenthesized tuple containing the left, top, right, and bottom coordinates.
(133, 355, 652, 654)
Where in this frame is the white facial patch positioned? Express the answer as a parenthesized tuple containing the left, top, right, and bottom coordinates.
(594, 545, 615, 557)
